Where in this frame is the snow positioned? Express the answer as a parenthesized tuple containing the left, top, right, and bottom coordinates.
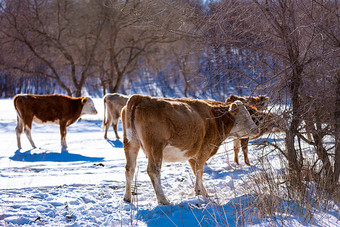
(0, 98, 339, 226)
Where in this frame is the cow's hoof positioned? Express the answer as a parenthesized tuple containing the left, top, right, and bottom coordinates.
(159, 201, 171, 206)
(245, 158, 250, 166)
(123, 197, 131, 203)
(61, 147, 68, 153)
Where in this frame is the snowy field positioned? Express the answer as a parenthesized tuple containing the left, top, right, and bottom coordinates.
(0, 98, 339, 226)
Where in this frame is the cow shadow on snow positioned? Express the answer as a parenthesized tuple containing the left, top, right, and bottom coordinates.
(106, 139, 123, 148)
(10, 149, 104, 162)
(204, 163, 259, 181)
(137, 194, 324, 226)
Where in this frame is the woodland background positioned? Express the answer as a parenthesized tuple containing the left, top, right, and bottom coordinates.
(0, 0, 339, 205)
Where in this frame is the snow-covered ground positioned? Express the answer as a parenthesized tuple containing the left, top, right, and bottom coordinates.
(0, 98, 339, 226)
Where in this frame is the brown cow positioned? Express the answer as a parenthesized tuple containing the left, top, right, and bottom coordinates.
(231, 105, 283, 165)
(225, 94, 269, 111)
(207, 98, 282, 165)
(122, 94, 259, 205)
(14, 94, 98, 150)
(103, 93, 129, 139)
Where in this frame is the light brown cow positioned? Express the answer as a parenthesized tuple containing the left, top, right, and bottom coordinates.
(225, 94, 269, 111)
(103, 93, 129, 139)
(122, 94, 259, 205)
(14, 94, 97, 150)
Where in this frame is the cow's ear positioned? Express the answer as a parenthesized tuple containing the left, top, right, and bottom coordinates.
(261, 96, 269, 102)
(229, 103, 239, 114)
(229, 100, 243, 114)
(81, 97, 87, 104)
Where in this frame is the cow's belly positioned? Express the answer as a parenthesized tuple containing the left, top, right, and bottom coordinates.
(162, 145, 189, 162)
(33, 116, 60, 125)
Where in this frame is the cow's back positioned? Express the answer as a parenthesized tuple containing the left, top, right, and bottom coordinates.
(104, 93, 129, 115)
(126, 95, 218, 157)
(14, 94, 83, 124)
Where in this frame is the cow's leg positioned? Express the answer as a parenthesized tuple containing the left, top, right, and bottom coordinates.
(188, 159, 208, 197)
(15, 116, 23, 149)
(23, 121, 36, 149)
(113, 112, 120, 139)
(123, 137, 140, 203)
(146, 145, 170, 205)
(241, 138, 250, 165)
(60, 123, 67, 148)
(304, 122, 313, 141)
(233, 139, 241, 165)
(113, 122, 120, 139)
(104, 115, 112, 139)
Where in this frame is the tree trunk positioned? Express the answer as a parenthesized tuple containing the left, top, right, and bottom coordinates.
(112, 73, 124, 93)
(334, 71, 340, 186)
(286, 68, 303, 185)
(310, 119, 334, 187)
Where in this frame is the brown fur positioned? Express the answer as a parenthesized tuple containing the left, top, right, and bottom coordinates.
(225, 94, 269, 111)
(14, 94, 97, 149)
(103, 93, 129, 139)
(122, 95, 258, 205)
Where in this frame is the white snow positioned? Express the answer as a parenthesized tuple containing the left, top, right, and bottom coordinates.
(0, 98, 339, 226)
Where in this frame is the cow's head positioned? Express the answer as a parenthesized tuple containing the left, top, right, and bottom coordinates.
(81, 97, 98, 115)
(249, 95, 269, 110)
(228, 100, 259, 138)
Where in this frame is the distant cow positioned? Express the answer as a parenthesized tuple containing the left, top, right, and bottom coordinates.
(122, 95, 258, 205)
(207, 98, 281, 165)
(225, 94, 269, 111)
(231, 105, 283, 165)
(14, 94, 98, 149)
(103, 93, 129, 139)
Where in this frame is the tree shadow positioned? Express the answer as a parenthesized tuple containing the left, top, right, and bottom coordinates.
(249, 137, 285, 145)
(9, 149, 104, 162)
(106, 139, 123, 148)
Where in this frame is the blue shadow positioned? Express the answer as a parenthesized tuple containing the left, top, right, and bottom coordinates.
(249, 137, 285, 145)
(204, 164, 259, 180)
(9, 149, 104, 162)
(137, 194, 324, 227)
(106, 139, 123, 148)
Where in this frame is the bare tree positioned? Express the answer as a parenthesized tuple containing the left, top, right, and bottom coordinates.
(0, 0, 104, 96)
(203, 0, 340, 188)
(95, 0, 188, 94)
(305, 0, 340, 187)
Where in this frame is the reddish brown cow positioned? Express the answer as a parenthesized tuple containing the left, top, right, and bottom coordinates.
(14, 94, 98, 149)
(122, 95, 258, 205)
(103, 93, 129, 139)
(225, 94, 269, 111)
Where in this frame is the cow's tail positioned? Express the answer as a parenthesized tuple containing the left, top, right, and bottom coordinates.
(13, 95, 22, 118)
(125, 95, 144, 139)
(102, 96, 107, 130)
(13, 95, 24, 129)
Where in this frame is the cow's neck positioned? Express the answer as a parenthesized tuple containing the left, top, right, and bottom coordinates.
(211, 106, 235, 140)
